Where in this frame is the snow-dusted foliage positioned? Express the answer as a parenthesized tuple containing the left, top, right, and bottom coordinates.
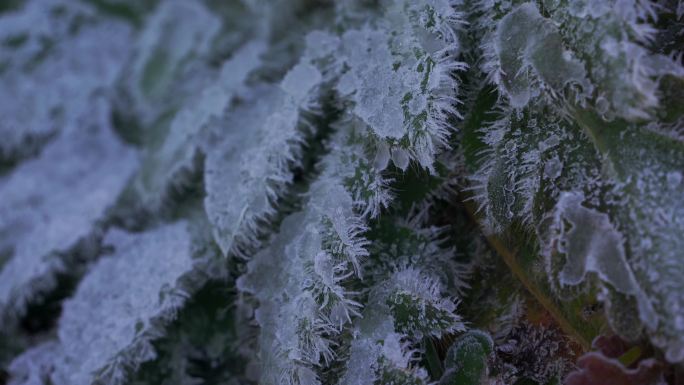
(9, 222, 211, 385)
(2, 0, 684, 384)
(235, 113, 466, 384)
(117, 0, 221, 127)
(0, 0, 133, 166)
(203, 57, 319, 257)
(334, 0, 465, 173)
(475, 0, 683, 120)
(132, 40, 266, 214)
(236, 128, 373, 385)
(0, 100, 138, 322)
(464, 0, 684, 367)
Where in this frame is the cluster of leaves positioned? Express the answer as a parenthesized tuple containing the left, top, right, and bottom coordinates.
(0, 0, 683, 384)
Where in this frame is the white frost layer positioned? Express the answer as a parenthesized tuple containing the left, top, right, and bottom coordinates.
(203, 62, 320, 257)
(0, 0, 133, 158)
(334, 0, 463, 173)
(9, 222, 198, 385)
(0, 99, 138, 320)
(125, 0, 221, 121)
(134, 40, 265, 208)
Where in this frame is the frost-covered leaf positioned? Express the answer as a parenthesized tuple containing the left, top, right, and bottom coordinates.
(460, 92, 603, 350)
(0, 100, 138, 322)
(236, 128, 374, 385)
(341, 267, 463, 384)
(545, 191, 653, 329)
(563, 110, 684, 363)
(131, 40, 265, 213)
(203, 58, 318, 257)
(8, 221, 206, 385)
(479, 0, 684, 121)
(492, 3, 591, 108)
(340, 327, 429, 385)
(541, 0, 684, 121)
(463, 87, 684, 364)
(384, 268, 463, 339)
(0, 0, 133, 168)
(460, 0, 684, 364)
(334, 0, 465, 173)
(340, 214, 466, 384)
(367, 213, 472, 297)
(118, 0, 221, 125)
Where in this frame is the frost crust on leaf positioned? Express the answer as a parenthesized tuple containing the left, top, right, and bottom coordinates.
(494, 3, 591, 108)
(334, 0, 465, 173)
(133, 40, 265, 212)
(0, 0, 133, 164)
(548, 193, 645, 299)
(203, 59, 319, 257)
(545, 191, 657, 330)
(121, 0, 221, 124)
(236, 129, 373, 385)
(8, 222, 202, 385)
(0, 100, 138, 322)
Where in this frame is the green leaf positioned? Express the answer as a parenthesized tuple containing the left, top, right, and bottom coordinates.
(439, 330, 493, 385)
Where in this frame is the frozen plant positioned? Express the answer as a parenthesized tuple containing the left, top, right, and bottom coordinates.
(1, 0, 683, 384)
